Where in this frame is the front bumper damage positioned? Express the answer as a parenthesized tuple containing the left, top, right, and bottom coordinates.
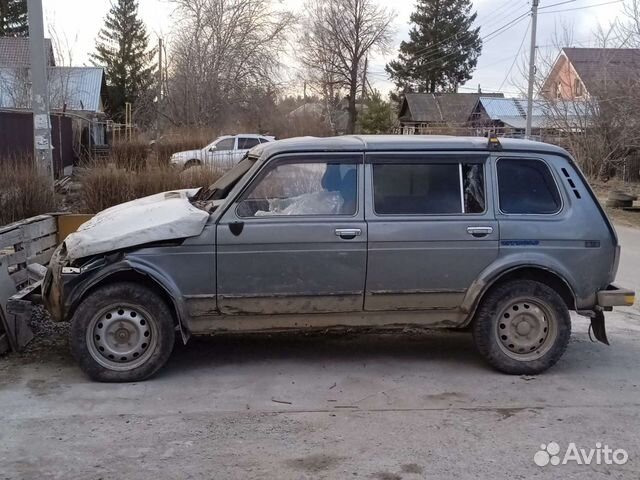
(580, 284, 636, 345)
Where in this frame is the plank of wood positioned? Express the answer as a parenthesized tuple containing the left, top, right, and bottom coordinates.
(9, 269, 28, 286)
(0, 229, 23, 250)
(22, 217, 57, 241)
(25, 234, 57, 257)
(5, 249, 27, 268)
(0, 214, 51, 235)
(27, 247, 56, 267)
(0, 262, 19, 352)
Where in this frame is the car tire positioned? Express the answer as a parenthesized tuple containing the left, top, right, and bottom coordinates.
(70, 282, 175, 382)
(472, 280, 571, 375)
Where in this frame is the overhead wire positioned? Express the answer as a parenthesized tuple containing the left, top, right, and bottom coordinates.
(408, 12, 531, 72)
(407, 4, 531, 61)
(540, 0, 624, 14)
(498, 19, 531, 91)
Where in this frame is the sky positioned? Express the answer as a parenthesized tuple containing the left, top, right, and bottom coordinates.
(42, 0, 627, 97)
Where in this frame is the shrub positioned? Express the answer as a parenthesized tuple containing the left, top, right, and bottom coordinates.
(0, 156, 57, 226)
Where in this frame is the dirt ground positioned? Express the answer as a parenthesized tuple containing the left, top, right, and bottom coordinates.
(1, 226, 640, 479)
(591, 179, 640, 228)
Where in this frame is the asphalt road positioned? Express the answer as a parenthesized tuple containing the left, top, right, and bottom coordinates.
(1, 226, 640, 479)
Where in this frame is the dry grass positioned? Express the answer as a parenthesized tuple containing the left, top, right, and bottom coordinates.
(77, 161, 223, 213)
(107, 129, 218, 168)
(0, 156, 58, 227)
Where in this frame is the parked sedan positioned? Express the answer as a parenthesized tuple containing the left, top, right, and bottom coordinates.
(170, 134, 275, 169)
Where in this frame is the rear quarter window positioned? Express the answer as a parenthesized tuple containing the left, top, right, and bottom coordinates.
(497, 158, 561, 214)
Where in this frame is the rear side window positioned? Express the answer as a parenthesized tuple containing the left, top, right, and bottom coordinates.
(238, 137, 260, 149)
(373, 162, 485, 215)
(497, 159, 561, 214)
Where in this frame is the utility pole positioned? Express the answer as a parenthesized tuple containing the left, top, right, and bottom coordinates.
(156, 37, 163, 140)
(525, 0, 540, 139)
(27, 0, 54, 184)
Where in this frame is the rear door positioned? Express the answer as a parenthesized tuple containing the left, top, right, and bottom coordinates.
(216, 153, 367, 315)
(364, 152, 499, 311)
(236, 137, 261, 161)
(210, 137, 237, 168)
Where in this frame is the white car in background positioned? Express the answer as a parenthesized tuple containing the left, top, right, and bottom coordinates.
(170, 134, 275, 169)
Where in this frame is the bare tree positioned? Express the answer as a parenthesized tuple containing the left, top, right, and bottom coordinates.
(166, 0, 294, 128)
(300, 0, 395, 134)
(509, 19, 640, 180)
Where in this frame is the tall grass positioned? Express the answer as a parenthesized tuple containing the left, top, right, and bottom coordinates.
(77, 160, 223, 213)
(0, 156, 57, 226)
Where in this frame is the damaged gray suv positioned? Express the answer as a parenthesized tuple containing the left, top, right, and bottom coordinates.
(43, 135, 635, 381)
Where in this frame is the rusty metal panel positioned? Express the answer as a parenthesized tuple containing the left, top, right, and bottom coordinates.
(56, 214, 94, 243)
(0, 111, 74, 177)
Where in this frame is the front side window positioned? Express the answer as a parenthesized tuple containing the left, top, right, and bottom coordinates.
(497, 158, 561, 214)
(214, 138, 235, 151)
(373, 161, 485, 215)
(237, 161, 357, 217)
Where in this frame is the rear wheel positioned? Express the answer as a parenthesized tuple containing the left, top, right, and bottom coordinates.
(70, 282, 175, 382)
(184, 159, 201, 169)
(472, 280, 571, 374)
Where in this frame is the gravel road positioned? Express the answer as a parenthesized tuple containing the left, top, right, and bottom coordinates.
(1, 226, 639, 479)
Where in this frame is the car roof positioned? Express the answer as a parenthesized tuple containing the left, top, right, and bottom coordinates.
(250, 135, 571, 159)
(221, 133, 268, 138)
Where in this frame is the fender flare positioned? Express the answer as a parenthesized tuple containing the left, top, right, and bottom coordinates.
(67, 257, 191, 343)
(461, 261, 578, 326)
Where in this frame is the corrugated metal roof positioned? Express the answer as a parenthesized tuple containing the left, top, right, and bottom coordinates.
(0, 66, 105, 112)
(0, 38, 55, 66)
(478, 96, 590, 129)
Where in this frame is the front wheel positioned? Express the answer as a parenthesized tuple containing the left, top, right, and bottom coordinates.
(70, 282, 175, 382)
(472, 280, 571, 374)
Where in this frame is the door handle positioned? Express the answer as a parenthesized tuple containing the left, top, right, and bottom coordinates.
(335, 228, 362, 239)
(467, 226, 493, 238)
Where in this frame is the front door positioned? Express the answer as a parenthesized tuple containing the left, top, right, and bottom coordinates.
(216, 153, 367, 315)
(364, 152, 499, 311)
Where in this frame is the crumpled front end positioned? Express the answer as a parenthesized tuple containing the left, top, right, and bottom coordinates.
(43, 243, 68, 322)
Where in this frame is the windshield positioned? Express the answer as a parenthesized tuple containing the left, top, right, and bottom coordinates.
(193, 157, 256, 202)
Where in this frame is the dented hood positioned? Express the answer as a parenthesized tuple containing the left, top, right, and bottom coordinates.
(64, 189, 209, 261)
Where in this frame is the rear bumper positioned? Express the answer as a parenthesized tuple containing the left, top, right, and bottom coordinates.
(597, 284, 636, 308)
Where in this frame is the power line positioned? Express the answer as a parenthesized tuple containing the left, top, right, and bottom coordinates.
(475, 0, 525, 24)
(407, 6, 531, 61)
(499, 19, 531, 91)
(540, 0, 623, 14)
(538, 0, 577, 10)
(410, 11, 530, 67)
(458, 85, 523, 95)
(412, 12, 531, 72)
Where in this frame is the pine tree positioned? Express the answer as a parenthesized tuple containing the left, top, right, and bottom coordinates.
(359, 90, 393, 134)
(0, 0, 28, 36)
(386, 0, 481, 95)
(91, 0, 155, 121)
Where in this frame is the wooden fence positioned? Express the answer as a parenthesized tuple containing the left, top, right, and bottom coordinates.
(0, 215, 59, 354)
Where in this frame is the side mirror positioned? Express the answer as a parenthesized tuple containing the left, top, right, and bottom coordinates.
(209, 146, 217, 152)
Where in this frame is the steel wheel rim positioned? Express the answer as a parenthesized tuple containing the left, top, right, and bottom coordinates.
(496, 297, 558, 361)
(86, 303, 158, 371)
